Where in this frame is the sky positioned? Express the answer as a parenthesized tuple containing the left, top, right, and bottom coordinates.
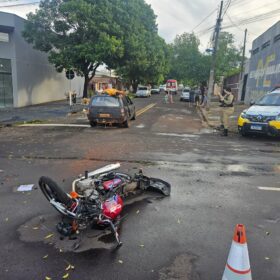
(0, 0, 280, 56)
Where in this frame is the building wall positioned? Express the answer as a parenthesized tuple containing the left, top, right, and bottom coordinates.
(246, 21, 280, 104)
(0, 12, 83, 108)
(224, 74, 239, 100)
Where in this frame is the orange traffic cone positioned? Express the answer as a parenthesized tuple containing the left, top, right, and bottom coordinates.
(222, 224, 252, 280)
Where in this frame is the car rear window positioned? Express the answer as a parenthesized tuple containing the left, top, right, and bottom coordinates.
(138, 87, 148, 90)
(91, 96, 120, 107)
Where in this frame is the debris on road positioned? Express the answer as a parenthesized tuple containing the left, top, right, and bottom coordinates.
(62, 273, 69, 279)
(17, 184, 34, 192)
(44, 233, 54, 239)
(118, 260, 123, 264)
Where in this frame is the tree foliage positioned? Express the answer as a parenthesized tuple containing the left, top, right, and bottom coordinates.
(23, 0, 169, 96)
(168, 33, 210, 86)
(114, 0, 170, 91)
(215, 31, 242, 78)
(167, 31, 243, 86)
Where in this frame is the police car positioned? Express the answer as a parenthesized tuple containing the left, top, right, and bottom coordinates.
(238, 88, 280, 136)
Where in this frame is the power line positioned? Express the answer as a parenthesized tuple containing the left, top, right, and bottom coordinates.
(223, 8, 280, 29)
(191, 8, 218, 32)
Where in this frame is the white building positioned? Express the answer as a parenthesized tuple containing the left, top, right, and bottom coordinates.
(0, 11, 83, 108)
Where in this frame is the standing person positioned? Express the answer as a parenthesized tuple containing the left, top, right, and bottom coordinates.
(218, 87, 235, 136)
(199, 92, 209, 124)
(168, 90, 174, 103)
(164, 91, 169, 103)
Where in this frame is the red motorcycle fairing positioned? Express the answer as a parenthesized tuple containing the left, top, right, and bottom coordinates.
(103, 195, 123, 220)
(102, 178, 122, 190)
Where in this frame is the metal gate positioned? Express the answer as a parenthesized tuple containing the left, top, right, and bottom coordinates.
(0, 58, 13, 107)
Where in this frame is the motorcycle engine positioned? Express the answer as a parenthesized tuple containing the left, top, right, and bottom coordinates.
(75, 178, 96, 194)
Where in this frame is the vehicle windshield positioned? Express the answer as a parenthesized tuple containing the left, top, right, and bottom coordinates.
(255, 94, 280, 106)
(138, 87, 148, 90)
(91, 96, 120, 107)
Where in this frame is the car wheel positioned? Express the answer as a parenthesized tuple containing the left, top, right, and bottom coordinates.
(123, 119, 129, 128)
(90, 121, 97, 127)
(239, 127, 247, 137)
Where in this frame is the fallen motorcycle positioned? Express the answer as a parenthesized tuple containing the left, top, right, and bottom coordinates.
(39, 163, 171, 247)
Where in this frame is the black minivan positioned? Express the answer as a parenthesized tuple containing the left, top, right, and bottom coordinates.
(87, 94, 136, 128)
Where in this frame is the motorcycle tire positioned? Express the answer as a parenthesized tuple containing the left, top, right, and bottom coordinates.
(39, 176, 73, 208)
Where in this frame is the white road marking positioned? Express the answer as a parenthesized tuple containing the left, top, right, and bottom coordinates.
(136, 124, 145, 128)
(156, 133, 199, 138)
(258, 187, 280, 192)
(20, 124, 90, 128)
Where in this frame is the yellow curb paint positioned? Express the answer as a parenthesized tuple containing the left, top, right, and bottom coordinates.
(136, 103, 156, 117)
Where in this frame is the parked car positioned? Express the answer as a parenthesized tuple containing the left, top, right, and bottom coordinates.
(178, 84, 184, 91)
(151, 87, 160, 94)
(180, 87, 191, 101)
(135, 86, 151, 97)
(87, 93, 136, 128)
(159, 84, 166, 92)
(238, 91, 280, 136)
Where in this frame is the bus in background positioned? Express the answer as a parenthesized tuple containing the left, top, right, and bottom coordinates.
(166, 79, 178, 94)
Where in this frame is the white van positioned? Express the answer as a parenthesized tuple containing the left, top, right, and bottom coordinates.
(135, 86, 151, 97)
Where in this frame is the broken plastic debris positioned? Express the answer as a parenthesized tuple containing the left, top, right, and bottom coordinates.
(266, 231, 270, 236)
(5, 218, 9, 222)
(62, 273, 69, 279)
(265, 257, 270, 260)
(177, 219, 181, 224)
(44, 233, 54, 239)
(43, 255, 48, 259)
(45, 277, 51, 280)
(65, 264, 75, 271)
(136, 210, 140, 214)
(139, 244, 145, 248)
(17, 184, 34, 192)
(33, 227, 39, 230)
(118, 260, 123, 264)
(65, 265, 71, 271)
(59, 249, 63, 253)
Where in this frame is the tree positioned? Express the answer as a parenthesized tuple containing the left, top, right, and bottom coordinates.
(113, 0, 170, 91)
(215, 32, 242, 79)
(168, 33, 210, 86)
(23, 0, 125, 97)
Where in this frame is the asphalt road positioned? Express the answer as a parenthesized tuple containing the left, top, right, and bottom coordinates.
(0, 93, 280, 279)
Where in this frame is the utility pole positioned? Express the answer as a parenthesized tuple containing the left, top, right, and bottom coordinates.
(207, 0, 224, 103)
(240, 28, 247, 80)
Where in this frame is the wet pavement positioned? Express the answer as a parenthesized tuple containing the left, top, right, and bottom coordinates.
(0, 94, 280, 279)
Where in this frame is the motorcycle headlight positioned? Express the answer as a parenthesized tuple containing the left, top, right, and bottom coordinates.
(276, 114, 280, 121)
(240, 110, 248, 119)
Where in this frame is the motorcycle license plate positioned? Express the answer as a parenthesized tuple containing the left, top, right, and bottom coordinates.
(250, 125, 262, 131)
(99, 113, 110, 118)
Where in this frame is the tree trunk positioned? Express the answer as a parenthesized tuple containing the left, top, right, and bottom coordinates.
(83, 75, 89, 98)
(132, 80, 138, 93)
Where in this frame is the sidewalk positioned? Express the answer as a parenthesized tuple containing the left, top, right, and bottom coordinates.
(0, 99, 86, 126)
(198, 102, 248, 133)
